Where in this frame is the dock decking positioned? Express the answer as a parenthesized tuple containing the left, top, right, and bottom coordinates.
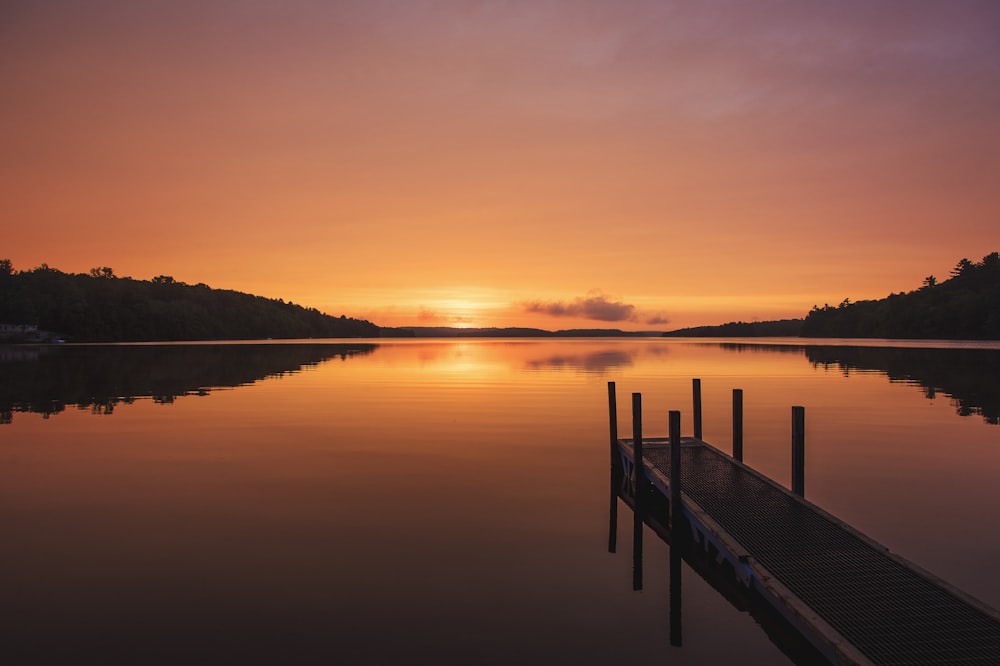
(618, 435, 1000, 664)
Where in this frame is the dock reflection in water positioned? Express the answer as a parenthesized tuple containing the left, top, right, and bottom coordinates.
(607, 419, 828, 664)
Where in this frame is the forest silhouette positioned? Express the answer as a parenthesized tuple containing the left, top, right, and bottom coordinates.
(802, 252, 1000, 339)
(0, 261, 378, 341)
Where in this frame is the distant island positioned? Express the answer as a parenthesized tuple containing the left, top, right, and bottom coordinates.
(382, 326, 663, 338)
(2, 251, 998, 342)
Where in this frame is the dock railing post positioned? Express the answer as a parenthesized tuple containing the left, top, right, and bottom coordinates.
(692, 379, 702, 440)
(632, 393, 644, 504)
(608, 383, 618, 554)
(792, 406, 805, 497)
(632, 393, 644, 590)
(669, 410, 682, 531)
(733, 389, 744, 462)
(608, 382, 618, 459)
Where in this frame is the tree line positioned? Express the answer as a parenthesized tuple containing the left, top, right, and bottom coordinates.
(662, 318, 804, 337)
(0, 261, 380, 342)
(802, 252, 1000, 340)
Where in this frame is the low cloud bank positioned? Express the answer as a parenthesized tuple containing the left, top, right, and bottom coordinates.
(524, 294, 635, 322)
(524, 292, 670, 326)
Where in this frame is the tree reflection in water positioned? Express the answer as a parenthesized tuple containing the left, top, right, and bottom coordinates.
(0, 343, 378, 423)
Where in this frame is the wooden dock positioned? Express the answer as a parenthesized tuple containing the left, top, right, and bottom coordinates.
(610, 383, 1000, 665)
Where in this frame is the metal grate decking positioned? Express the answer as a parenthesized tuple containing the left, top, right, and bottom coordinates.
(625, 438, 1000, 665)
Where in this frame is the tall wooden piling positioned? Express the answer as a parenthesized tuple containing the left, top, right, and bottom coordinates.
(632, 393, 644, 590)
(733, 389, 744, 462)
(608, 382, 618, 459)
(792, 406, 805, 497)
(670, 410, 682, 531)
(632, 393, 644, 503)
(692, 379, 703, 440)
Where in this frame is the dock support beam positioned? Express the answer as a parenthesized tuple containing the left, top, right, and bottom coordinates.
(670, 410, 682, 531)
(632, 393, 644, 591)
(732, 389, 743, 462)
(692, 379, 702, 440)
(792, 406, 805, 497)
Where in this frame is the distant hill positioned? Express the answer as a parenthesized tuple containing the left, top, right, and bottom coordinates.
(802, 252, 1000, 340)
(0, 261, 379, 342)
(384, 326, 663, 338)
(662, 318, 804, 337)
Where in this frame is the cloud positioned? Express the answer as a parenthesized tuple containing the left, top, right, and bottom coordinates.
(524, 293, 637, 322)
(417, 307, 444, 323)
(645, 314, 670, 325)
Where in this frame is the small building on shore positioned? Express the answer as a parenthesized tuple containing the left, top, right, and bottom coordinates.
(0, 323, 48, 343)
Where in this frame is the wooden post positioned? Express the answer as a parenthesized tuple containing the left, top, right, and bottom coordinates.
(669, 410, 682, 531)
(632, 393, 644, 591)
(692, 378, 702, 440)
(608, 382, 618, 456)
(792, 406, 805, 497)
(733, 389, 744, 462)
(632, 393, 644, 503)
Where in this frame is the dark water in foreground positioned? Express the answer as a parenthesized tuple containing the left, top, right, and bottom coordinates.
(2, 338, 999, 664)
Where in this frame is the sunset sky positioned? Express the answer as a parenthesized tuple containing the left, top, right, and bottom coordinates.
(3, 1, 999, 330)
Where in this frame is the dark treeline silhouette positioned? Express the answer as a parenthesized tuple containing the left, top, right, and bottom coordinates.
(663, 318, 804, 337)
(0, 261, 379, 341)
(802, 252, 1000, 340)
(0, 342, 377, 423)
(805, 345, 1000, 425)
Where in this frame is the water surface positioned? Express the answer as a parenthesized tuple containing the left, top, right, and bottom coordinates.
(3, 338, 998, 664)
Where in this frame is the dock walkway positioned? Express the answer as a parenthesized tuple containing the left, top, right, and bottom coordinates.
(619, 436, 1000, 665)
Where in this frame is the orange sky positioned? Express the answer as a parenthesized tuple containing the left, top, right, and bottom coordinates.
(3, 1, 999, 330)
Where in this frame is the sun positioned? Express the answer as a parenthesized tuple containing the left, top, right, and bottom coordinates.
(435, 299, 485, 328)
(412, 288, 513, 329)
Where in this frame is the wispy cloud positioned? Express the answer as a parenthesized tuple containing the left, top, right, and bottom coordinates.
(417, 307, 444, 323)
(524, 292, 636, 322)
(523, 292, 671, 327)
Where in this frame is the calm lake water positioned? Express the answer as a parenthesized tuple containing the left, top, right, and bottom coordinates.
(3, 338, 999, 664)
